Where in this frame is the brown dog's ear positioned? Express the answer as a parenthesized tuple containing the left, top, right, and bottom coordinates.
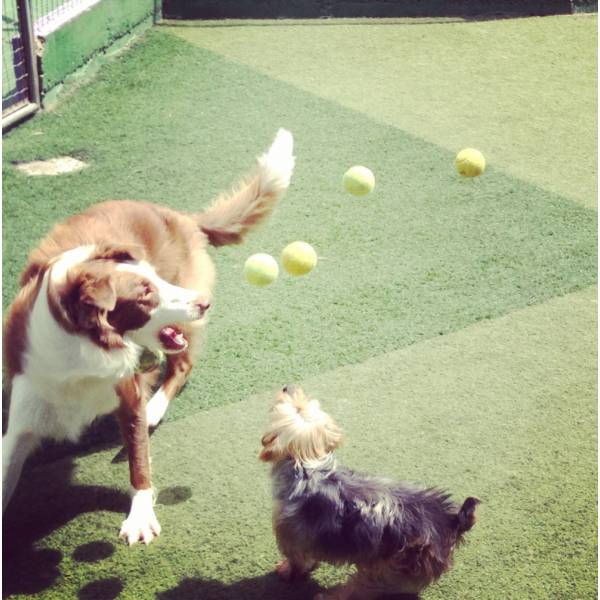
(79, 274, 116, 313)
(66, 269, 124, 349)
(93, 243, 145, 263)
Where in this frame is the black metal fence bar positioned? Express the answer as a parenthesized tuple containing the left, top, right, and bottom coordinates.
(2, 0, 41, 129)
(2, 0, 27, 112)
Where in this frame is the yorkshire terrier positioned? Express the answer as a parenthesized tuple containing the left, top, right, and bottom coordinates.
(260, 385, 480, 599)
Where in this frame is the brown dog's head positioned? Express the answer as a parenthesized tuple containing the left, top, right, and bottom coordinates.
(46, 244, 209, 352)
(49, 254, 159, 350)
(260, 385, 342, 466)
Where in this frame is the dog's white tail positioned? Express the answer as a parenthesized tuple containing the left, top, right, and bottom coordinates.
(197, 129, 295, 247)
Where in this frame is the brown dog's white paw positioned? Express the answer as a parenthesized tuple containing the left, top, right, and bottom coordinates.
(119, 488, 161, 545)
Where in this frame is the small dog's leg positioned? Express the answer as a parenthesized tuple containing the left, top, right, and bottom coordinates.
(116, 376, 161, 545)
(275, 556, 317, 581)
(146, 348, 193, 428)
(2, 375, 40, 512)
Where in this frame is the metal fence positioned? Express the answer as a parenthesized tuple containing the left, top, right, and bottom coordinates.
(2, 0, 40, 129)
(2, 0, 97, 129)
(3, 0, 30, 115)
(32, 0, 101, 37)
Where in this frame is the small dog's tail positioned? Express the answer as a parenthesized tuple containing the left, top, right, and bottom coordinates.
(456, 496, 480, 534)
(196, 129, 294, 247)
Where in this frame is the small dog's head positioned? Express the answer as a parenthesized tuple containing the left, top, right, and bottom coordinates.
(260, 385, 342, 466)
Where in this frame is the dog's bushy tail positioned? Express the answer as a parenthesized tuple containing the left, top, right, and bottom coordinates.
(456, 496, 480, 534)
(196, 129, 294, 246)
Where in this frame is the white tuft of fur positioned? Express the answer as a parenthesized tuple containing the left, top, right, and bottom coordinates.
(257, 128, 295, 195)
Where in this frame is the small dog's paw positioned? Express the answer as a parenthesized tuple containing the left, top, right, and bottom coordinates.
(275, 559, 294, 581)
(119, 489, 161, 545)
(276, 558, 317, 581)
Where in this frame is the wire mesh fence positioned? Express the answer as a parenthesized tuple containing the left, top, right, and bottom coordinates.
(2, 0, 30, 114)
(32, 0, 101, 37)
(3, 0, 104, 115)
(3, 0, 155, 127)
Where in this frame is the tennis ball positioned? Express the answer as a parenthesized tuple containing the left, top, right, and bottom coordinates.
(244, 253, 279, 286)
(455, 148, 486, 177)
(137, 347, 165, 373)
(282, 241, 318, 276)
(343, 165, 375, 196)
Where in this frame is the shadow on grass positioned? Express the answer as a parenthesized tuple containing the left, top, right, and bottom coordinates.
(157, 573, 421, 600)
(78, 577, 124, 600)
(156, 485, 192, 506)
(72, 540, 116, 563)
(2, 458, 128, 597)
(157, 572, 323, 600)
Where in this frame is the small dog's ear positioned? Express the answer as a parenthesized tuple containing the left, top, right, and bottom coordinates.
(324, 418, 343, 453)
(326, 438, 341, 452)
(259, 433, 277, 462)
(259, 448, 273, 462)
(261, 433, 277, 447)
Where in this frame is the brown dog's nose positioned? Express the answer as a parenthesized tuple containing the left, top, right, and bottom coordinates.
(194, 297, 211, 317)
(282, 384, 296, 395)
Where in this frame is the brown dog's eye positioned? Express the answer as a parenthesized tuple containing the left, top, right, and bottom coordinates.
(135, 281, 157, 306)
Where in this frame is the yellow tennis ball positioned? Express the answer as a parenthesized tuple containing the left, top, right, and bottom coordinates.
(455, 148, 486, 177)
(136, 347, 165, 373)
(343, 165, 375, 196)
(281, 241, 318, 276)
(244, 253, 279, 286)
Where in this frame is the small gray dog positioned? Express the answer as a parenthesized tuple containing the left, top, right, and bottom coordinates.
(260, 385, 479, 599)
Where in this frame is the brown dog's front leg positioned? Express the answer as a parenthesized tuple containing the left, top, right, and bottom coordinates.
(116, 375, 161, 545)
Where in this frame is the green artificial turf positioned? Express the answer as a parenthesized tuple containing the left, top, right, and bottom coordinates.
(170, 15, 598, 209)
(3, 287, 596, 599)
(2, 28, 597, 425)
(2, 16, 597, 600)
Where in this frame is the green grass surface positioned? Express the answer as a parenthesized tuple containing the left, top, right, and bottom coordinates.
(3, 29, 596, 423)
(4, 288, 596, 599)
(2, 16, 597, 600)
(170, 15, 598, 208)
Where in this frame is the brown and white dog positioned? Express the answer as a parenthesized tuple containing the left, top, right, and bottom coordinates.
(3, 129, 294, 545)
